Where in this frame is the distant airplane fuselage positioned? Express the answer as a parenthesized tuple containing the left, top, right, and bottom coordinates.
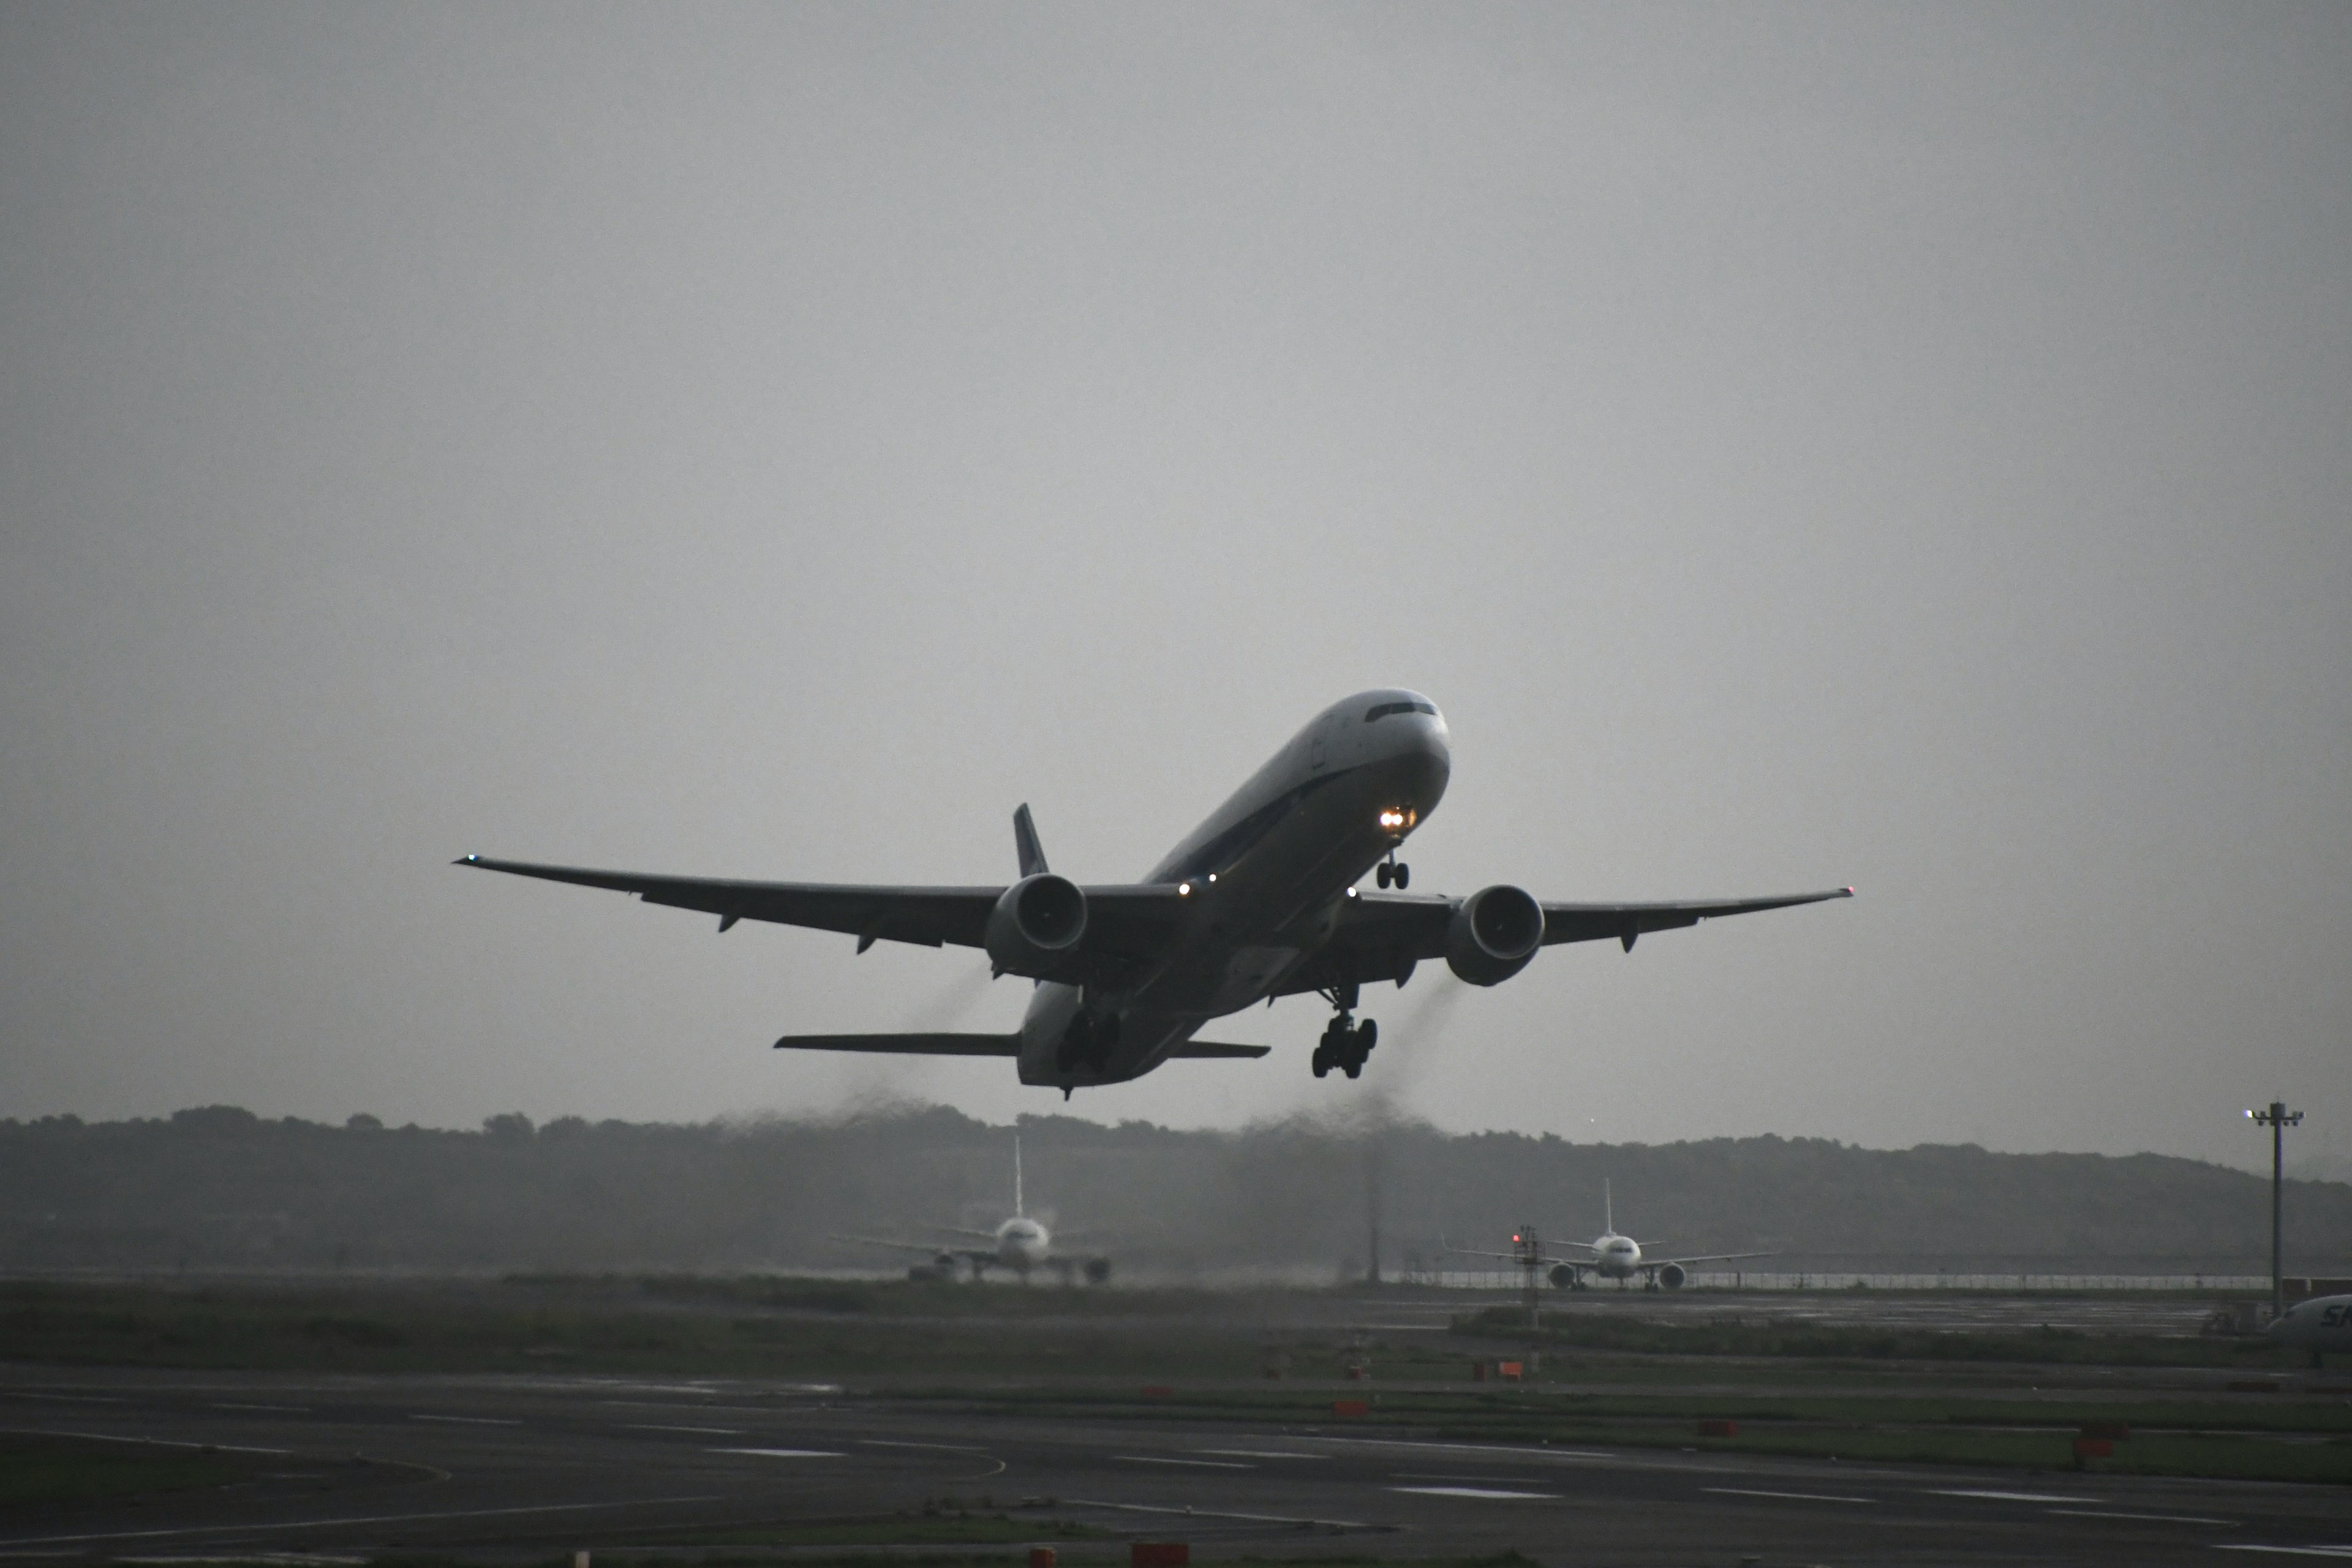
(2269, 1294, 2352, 1367)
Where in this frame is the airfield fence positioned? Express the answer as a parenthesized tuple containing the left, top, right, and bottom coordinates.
(1419, 1270, 2274, 1293)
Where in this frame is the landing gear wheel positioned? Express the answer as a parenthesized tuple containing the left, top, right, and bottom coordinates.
(1393, 863, 1409, 889)
(1357, 1018, 1377, 1055)
(1375, 862, 1392, 888)
(1315, 1013, 1352, 1079)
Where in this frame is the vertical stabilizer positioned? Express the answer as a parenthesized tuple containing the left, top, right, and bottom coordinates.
(1013, 1133, 1026, 1219)
(1013, 804, 1049, 878)
(1604, 1177, 1613, 1236)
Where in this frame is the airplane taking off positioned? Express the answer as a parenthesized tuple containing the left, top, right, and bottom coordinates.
(1454, 1180, 1771, 1291)
(460, 690, 1850, 1098)
(835, 1136, 1109, 1284)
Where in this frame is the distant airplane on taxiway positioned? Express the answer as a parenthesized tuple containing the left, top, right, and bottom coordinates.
(461, 690, 1850, 1098)
(834, 1134, 1109, 1285)
(1450, 1179, 1772, 1292)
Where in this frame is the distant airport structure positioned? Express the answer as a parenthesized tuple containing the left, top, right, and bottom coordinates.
(462, 691, 1848, 1096)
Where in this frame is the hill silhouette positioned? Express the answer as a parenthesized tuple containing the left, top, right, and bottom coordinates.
(2, 1105, 2343, 1277)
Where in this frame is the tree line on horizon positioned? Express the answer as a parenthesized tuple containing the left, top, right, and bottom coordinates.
(2, 1103, 2343, 1277)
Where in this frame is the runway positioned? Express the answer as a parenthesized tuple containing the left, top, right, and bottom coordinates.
(4, 1365, 2350, 1564)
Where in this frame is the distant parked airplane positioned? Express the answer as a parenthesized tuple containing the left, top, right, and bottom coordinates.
(835, 1135, 1107, 1284)
(1452, 1180, 1771, 1291)
(461, 690, 1849, 1097)
(2268, 1294, 2352, 1368)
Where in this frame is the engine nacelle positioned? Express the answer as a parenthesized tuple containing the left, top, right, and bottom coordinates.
(1549, 1263, 1580, 1291)
(1656, 1262, 1687, 1291)
(1445, 884, 1545, 986)
(985, 873, 1087, 974)
(1084, 1256, 1112, 1284)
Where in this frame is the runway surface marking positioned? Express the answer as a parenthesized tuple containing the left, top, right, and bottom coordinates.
(2, 1393, 125, 1404)
(1704, 1486, 1875, 1505)
(211, 1403, 309, 1413)
(596, 1401, 795, 1415)
(2043, 1509, 2237, 1526)
(2211, 1548, 2352, 1559)
(0, 1428, 289, 1456)
(1194, 1448, 1328, 1460)
(0, 1496, 733, 1550)
(621, 1423, 742, 1436)
(1115, 1455, 1250, 1469)
(857, 1439, 990, 1454)
(1932, 1488, 2099, 1504)
(1314, 1437, 1613, 1461)
(1389, 1485, 1559, 1501)
(707, 1447, 843, 1458)
(409, 1414, 521, 1427)
(1067, 1498, 1376, 1530)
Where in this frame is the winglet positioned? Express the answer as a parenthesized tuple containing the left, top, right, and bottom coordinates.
(1013, 804, 1049, 878)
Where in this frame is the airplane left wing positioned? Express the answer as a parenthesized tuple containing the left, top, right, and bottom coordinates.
(1536, 891, 1853, 951)
(1282, 884, 1852, 992)
(1655, 1251, 1774, 1267)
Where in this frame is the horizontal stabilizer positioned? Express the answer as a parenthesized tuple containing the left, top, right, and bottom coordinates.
(1169, 1039, 1271, 1058)
(772, 1033, 1019, 1055)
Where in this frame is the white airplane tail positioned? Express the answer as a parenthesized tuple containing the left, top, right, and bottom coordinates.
(1014, 1133, 1025, 1219)
(1604, 1177, 1613, 1235)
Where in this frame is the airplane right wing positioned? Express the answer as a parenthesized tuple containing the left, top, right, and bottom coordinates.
(458, 856, 1188, 984)
(772, 1033, 1269, 1058)
(775, 1033, 1020, 1055)
(1442, 1239, 1583, 1268)
(832, 1232, 970, 1259)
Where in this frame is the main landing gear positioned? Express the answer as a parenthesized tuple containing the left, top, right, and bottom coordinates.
(1374, 855, 1410, 889)
(1311, 984, 1378, 1079)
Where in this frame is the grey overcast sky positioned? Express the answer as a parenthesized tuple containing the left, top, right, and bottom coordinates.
(4, 3, 2346, 1172)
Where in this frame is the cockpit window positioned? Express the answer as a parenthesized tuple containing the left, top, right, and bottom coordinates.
(1364, 699, 1438, 723)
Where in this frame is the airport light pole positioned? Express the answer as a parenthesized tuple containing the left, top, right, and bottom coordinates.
(1513, 1226, 1542, 1331)
(1512, 1224, 1543, 1382)
(2247, 1100, 2303, 1322)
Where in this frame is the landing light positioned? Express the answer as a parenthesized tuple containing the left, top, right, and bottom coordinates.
(1178, 882, 1192, 896)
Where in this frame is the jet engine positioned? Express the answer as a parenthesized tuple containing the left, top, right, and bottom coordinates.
(1445, 884, 1545, 985)
(1549, 1263, 1580, 1290)
(1656, 1262, 1687, 1291)
(986, 873, 1087, 974)
(1084, 1257, 1112, 1284)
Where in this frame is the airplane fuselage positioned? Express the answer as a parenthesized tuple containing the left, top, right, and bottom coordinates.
(2269, 1294, 2352, 1366)
(1589, 1232, 1643, 1280)
(1017, 690, 1450, 1093)
(994, 1215, 1050, 1271)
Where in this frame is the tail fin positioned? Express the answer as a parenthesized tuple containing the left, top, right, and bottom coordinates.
(1604, 1177, 1613, 1235)
(1013, 804, 1049, 878)
(1014, 1133, 1026, 1219)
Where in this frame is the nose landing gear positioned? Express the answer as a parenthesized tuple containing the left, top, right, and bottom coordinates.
(1374, 855, 1411, 889)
